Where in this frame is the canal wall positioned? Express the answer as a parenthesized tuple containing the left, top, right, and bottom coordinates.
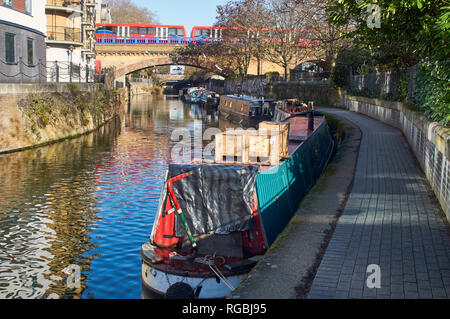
(0, 83, 124, 154)
(129, 81, 152, 95)
(258, 79, 448, 222)
(339, 94, 450, 222)
(264, 81, 341, 107)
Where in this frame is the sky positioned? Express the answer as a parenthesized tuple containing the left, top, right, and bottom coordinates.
(132, 0, 229, 36)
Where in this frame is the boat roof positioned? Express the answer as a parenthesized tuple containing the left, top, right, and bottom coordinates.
(225, 95, 275, 102)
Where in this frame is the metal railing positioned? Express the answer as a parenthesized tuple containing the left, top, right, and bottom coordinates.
(96, 36, 239, 45)
(46, 60, 100, 83)
(0, 57, 46, 83)
(95, 36, 318, 47)
(47, 26, 82, 43)
(0, 57, 101, 83)
(46, 0, 81, 7)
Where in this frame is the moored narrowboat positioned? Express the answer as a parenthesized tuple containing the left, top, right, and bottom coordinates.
(184, 87, 206, 104)
(218, 95, 276, 126)
(199, 91, 220, 108)
(141, 110, 335, 298)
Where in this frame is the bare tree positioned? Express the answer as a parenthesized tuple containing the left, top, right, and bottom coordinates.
(172, 0, 269, 78)
(171, 43, 237, 78)
(261, 0, 318, 80)
(216, 0, 269, 76)
(305, 0, 353, 69)
(105, 0, 159, 24)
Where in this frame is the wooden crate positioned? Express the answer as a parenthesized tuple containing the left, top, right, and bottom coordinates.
(215, 122, 290, 165)
(258, 121, 290, 159)
(215, 129, 258, 163)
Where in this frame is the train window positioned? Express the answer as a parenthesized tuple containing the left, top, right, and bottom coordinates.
(138, 27, 147, 34)
(148, 27, 156, 35)
(130, 27, 138, 34)
(195, 29, 210, 37)
(177, 28, 184, 36)
(168, 28, 177, 36)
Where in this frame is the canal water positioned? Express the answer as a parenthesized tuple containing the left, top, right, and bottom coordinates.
(0, 95, 232, 299)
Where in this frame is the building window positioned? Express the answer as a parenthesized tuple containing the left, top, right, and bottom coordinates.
(25, 0, 31, 14)
(3, 0, 13, 8)
(5, 33, 15, 63)
(27, 38, 34, 65)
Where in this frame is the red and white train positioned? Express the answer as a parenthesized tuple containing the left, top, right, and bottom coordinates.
(96, 23, 187, 38)
(95, 24, 319, 47)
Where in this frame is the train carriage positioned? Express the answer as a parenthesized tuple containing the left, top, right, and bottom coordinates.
(95, 24, 319, 47)
(190, 26, 319, 47)
(96, 23, 187, 39)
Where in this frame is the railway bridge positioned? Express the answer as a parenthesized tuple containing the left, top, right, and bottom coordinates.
(95, 39, 316, 87)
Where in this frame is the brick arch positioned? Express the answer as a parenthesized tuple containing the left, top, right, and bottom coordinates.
(115, 56, 211, 79)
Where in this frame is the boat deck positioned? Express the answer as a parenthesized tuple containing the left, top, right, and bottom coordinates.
(287, 115, 324, 154)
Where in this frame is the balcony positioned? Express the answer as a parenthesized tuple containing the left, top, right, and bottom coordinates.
(46, 26, 82, 46)
(45, 0, 82, 14)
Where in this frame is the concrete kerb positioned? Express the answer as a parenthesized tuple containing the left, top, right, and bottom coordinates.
(230, 110, 362, 299)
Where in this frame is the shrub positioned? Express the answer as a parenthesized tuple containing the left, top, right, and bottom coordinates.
(413, 59, 450, 126)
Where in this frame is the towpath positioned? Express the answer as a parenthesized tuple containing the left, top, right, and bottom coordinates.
(308, 108, 450, 299)
(232, 108, 450, 299)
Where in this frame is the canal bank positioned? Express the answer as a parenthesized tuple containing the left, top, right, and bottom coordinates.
(0, 83, 124, 154)
(231, 111, 362, 298)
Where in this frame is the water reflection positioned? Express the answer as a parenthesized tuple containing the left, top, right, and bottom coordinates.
(0, 95, 222, 299)
(0, 119, 121, 299)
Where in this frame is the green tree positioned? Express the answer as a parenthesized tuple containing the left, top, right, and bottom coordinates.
(327, 0, 450, 125)
(327, 0, 450, 67)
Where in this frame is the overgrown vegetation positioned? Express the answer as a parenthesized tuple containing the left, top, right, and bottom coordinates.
(327, 0, 449, 125)
(18, 87, 118, 138)
(414, 59, 450, 125)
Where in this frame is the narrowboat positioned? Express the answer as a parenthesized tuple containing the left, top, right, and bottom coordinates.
(199, 91, 220, 108)
(141, 110, 335, 299)
(184, 87, 206, 104)
(218, 95, 276, 126)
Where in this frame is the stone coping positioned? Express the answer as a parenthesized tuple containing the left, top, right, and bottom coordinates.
(0, 83, 104, 95)
(346, 94, 450, 159)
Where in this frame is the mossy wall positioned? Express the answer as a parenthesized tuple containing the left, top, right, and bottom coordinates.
(0, 84, 123, 154)
(264, 82, 344, 108)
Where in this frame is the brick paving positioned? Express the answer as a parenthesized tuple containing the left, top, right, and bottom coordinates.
(308, 108, 450, 299)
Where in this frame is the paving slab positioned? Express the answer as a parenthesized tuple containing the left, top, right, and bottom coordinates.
(307, 108, 450, 299)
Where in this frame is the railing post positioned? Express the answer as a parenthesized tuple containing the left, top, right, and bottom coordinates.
(79, 63, 81, 83)
(70, 62, 72, 83)
(308, 102, 315, 131)
(38, 59, 42, 84)
(55, 61, 59, 82)
(19, 57, 23, 83)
